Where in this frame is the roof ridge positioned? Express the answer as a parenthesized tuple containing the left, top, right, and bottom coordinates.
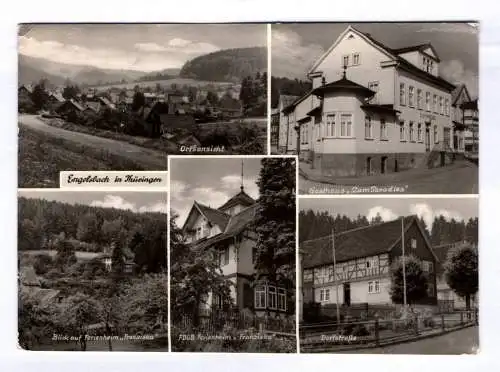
(195, 200, 230, 216)
(302, 215, 417, 245)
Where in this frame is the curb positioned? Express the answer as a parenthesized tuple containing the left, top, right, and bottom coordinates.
(301, 323, 476, 353)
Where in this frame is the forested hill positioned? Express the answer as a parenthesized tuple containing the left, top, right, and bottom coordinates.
(179, 47, 267, 82)
(18, 196, 167, 255)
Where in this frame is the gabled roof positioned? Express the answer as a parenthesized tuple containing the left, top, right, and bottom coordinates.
(308, 25, 454, 92)
(50, 92, 65, 103)
(218, 189, 256, 212)
(280, 94, 300, 111)
(302, 215, 429, 268)
(19, 84, 34, 94)
(68, 98, 86, 112)
(98, 96, 116, 110)
(393, 43, 441, 62)
(452, 84, 471, 106)
(312, 76, 375, 98)
(85, 101, 100, 113)
(183, 201, 231, 232)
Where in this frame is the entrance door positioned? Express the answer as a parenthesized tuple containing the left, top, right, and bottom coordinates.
(381, 156, 387, 174)
(343, 283, 351, 306)
(425, 125, 431, 152)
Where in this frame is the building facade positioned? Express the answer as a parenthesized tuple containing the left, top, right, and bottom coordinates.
(300, 216, 439, 321)
(270, 108, 280, 153)
(182, 187, 293, 317)
(451, 85, 479, 153)
(280, 26, 461, 177)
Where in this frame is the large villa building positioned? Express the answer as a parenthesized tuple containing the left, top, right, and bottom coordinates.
(278, 25, 466, 177)
(182, 183, 293, 317)
(299, 216, 439, 321)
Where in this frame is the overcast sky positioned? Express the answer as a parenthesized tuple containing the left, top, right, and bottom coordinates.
(300, 197, 478, 230)
(272, 22, 479, 97)
(18, 23, 267, 71)
(18, 190, 167, 214)
(170, 157, 262, 225)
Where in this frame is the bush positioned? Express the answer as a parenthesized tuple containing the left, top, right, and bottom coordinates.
(423, 316, 435, 328)
(33, 255, 53, 276)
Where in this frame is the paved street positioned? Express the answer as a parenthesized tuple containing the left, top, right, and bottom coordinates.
(300, 161, 478, 194)
(19, 114, 168, 169)
(345, 326, 479, 354)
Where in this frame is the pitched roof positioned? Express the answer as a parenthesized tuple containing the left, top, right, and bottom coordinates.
(280, 94, 300, 110)
(192, 203, 259, 251)
(392, 43, 441, 62)
(309, 25, 454, 92)
(312, 76, 375, 98)
(85, 101, 101, 113)
(50, 92, 65, 103)
(302, 215, 420, 268)
(218, 190, 256, 212)
(69, 98, 86, 112)
(194, 201, 231, 231)
(98, 96, 116, 110)
(451, 84, 470, 105)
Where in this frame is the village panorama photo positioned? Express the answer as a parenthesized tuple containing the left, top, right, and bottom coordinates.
(18, 23, 268, 188)
(270, 22, 479, 194)
(298, 197, 478, 354)
(17, 190, 168, 351)
(169, 156, 297, 353)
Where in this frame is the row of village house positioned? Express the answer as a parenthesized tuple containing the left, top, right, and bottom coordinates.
(18, 84, 244, 127)
(271, 25, 479, 177)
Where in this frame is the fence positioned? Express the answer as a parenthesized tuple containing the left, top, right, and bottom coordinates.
(176, 310, 296, 335)
(300, 309, 478, 352)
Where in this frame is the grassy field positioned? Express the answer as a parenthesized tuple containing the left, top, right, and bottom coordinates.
(92, 78, 234, 91)
(43, 118, 267, 155)
(18, 126, 147, 188)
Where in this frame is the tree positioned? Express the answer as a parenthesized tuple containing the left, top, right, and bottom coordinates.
(132, 91, 146, 111)
(370, 212, 383, 224)
(54, 237, 77, 270)
(254, 158, 296, 289)
(390, 255, 429, 306)
(445, 243, 478, 312)
(62, 84, 80, 100)
(206, 90, 219, 107)
(170, 212, 231, 326)
(31, 80, 49, 111)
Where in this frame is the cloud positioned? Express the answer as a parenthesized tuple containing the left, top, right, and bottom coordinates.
(367, 206, 399, 222)
(18, 35, 220, 72)
(440, 59, 479, 98)
(409, 203, 464, 230)
(271, 29, 324, 78)
(134, 42, 167, 52)
(90, 195, 166, 214)
(416, 23, 478, 34)
(220, 174, 259, 199)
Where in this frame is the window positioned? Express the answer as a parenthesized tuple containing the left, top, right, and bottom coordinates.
(429, 262, 434, 273)
(427, 283, 435, 297)
(400, 83, 406, 106)
(409, 86, 415, 107)
(319, 288, 330, 302)
(409, 121, 415, 142)
(433, 95, 437, 113)
(325, 113, 335, 137)
(445, 98, 450, 116)
(417, 123, 423, 142)
(426, 92, 431, 111)
(252, 247, 257, 265)
(434, 125, 439, 144)
(342, 55, 349, 67)
(368, 280, 380, 294)
(380, 118, 387, 140)
(411, 238, 417, 249)
(254, 285, 266, 309)
(218, 247, 229, 266)
(365, 116, 373, 139)
(422, 261, 430, 272)
(353, 53, 360, 65)
(399, 121, 406, 142)
(268, 286, 277, 310)
(340, 114, 352, 137)
(277, 288, 287, 311)
(417, 89, 423, 110)
(439, 96, 444, 115)
(303, 269, 313, 282)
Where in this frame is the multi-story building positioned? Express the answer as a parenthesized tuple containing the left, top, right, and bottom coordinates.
(270, 108, 280, 153)
(300, 215, 439, 320)
(278, 94, 300, 154)
(452, 84, 479, 153)
(280, 25, 461, 177)
(182, 185, 293, 317)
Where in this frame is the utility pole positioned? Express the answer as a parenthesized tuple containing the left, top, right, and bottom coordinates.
(332, 228, 340, 328)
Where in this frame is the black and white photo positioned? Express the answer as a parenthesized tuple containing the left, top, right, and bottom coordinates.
(18, 190, 168, 351)
(298, 197, 479, 354)
(18, 23, 268, 188)
(169, 156, 297, 352)
(270, 22, 478, 194)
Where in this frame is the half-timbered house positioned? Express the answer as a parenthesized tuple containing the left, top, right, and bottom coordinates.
(300, 215, 438, 318)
